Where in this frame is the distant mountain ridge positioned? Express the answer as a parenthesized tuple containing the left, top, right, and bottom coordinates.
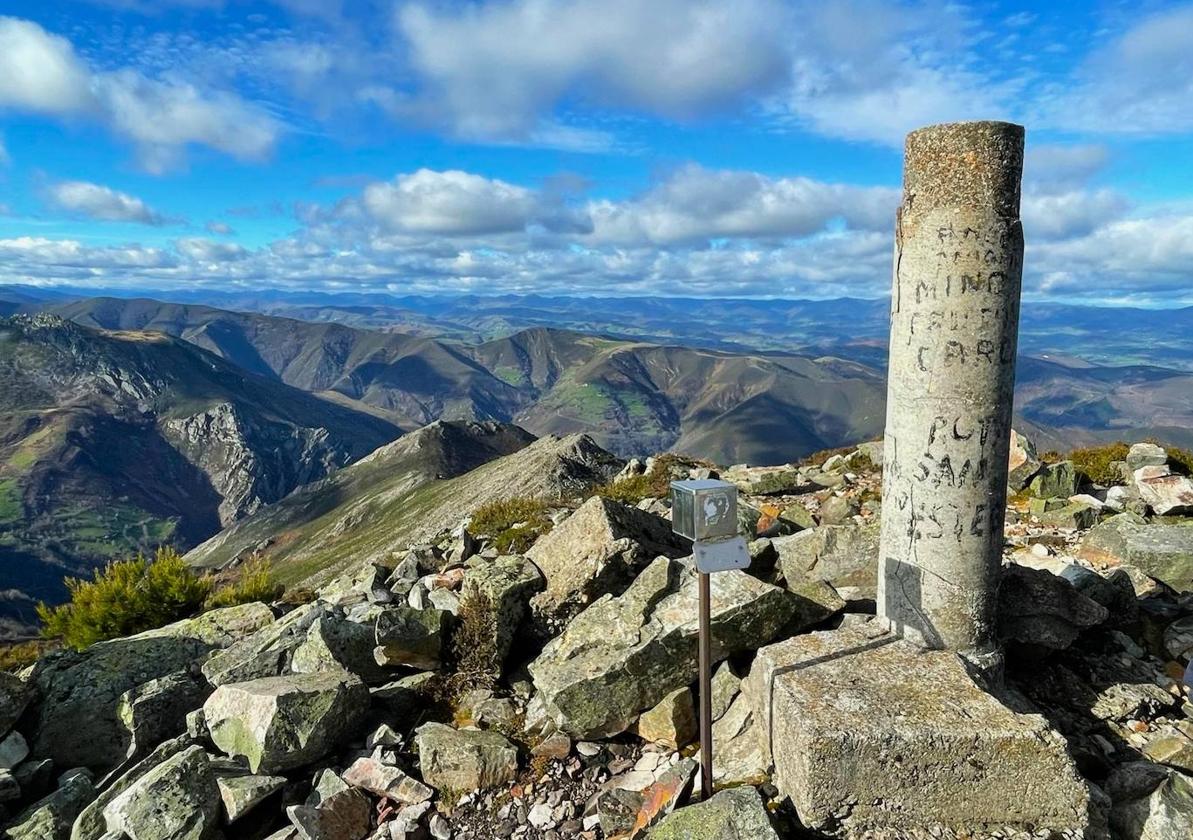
(0, 314, 400, 632)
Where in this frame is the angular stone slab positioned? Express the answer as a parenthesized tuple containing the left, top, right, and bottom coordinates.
(773, 520, 879, 598)
(414, 722, 518, 791)
(646, 786, 779, 839)
(204, 671, 368, 773)
(528, 557, 798, 739)
(746, 625, 1091, 836)
(1079, 512, 1193, 592)
(103, 745, 221, 840)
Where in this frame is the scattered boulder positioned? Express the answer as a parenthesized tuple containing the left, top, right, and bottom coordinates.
(527, 496, 686, 620)
(1108, 763, 1193, 839)
(528, 556, 799, 739)
(102, 745, 221, 840)
(1035, 500, 1100, 530)
(1126, 442, 1169, 471)
(747, 625, 1092, 836)
(635, 687, 696, 750)
(6, 770, 95, 840)
(0, 673, 32, 738)
(772, 519, 880, 598)
(414, 723, 518, 791)
(216, 773, 286, 823)
(998, 564, 1109, 650)
(286, 788, 372, 840)
(646, 785, 778, 840)
(0, 729, 28, 769)
(117, 670, 211, 761)
(341, 756, 433, 804)
(817, 494, 858, 526)
(1029, 460, 1078, 499)
(201, 601, 324, 687)
(27, 602, 273, 771)
(203, 671, 369, 773)
(1134, 465, 1193, 516)
(709, 663, 739, 723)
(723, 466, 810, 496)
(710, 692, 768, 788)
(1079, 513, 1193, 592)
(1007, 429, 1041, 491)
(291, 610, 391, 686)
(461, 554, 544, 669)
(373, 606, 450, 670)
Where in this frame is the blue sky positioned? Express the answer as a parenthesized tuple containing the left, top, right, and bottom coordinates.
(0, 0, 1191, 303)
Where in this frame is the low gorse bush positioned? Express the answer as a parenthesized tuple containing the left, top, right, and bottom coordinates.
(38, 547, 282, 651)
(1069, 442, 1130, 486)
(467, 497, 552, 554)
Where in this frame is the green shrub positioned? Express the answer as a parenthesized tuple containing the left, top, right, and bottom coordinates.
(468, 497, 552, 554)
(1163, 444, 1193, 477)
(205, 556, 283, 610)
(38, 547, 212, 650)
(1069, 442, 1129, 485)
(0, 640, 56, 672)
(593, 453, 687, 504)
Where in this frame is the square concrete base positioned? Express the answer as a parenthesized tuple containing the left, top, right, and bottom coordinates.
(746, 625, 1092, 837)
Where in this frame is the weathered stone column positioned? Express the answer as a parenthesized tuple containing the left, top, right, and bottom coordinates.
(877, 121, 1025, 671)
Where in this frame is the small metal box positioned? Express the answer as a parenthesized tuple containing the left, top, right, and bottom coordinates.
(670, 479, 739, 542)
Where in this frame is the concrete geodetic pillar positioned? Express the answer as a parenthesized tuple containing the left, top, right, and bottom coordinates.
(877, 121, 1025, 671)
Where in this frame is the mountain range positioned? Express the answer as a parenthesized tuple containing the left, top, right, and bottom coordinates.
(1, 286, 1192, 636)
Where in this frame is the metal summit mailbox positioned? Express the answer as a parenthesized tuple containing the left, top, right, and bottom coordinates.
(670, 478, 738, 542)
(671, 479, 749, 574)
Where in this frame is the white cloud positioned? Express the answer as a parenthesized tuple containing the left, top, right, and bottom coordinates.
(0, 236, 175, 270)
(361, 170, 542, 235)
(395, 0, 792, 140)
(1024, 144, 1110, 191)
(175, 237, 249, 262)
(1037, 5, 1193, 134)
(205, 221, 234, 235)
(0, 17, 281, 171)
(1021, 189, 1129, 241)
(587, 165, 897, 245)
(48, 181, 171, 225)
(0, 17, 95, 115)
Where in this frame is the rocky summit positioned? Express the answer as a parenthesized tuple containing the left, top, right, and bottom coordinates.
(0, 430, 1191, 840)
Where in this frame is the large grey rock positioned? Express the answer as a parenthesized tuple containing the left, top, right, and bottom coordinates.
(28, 603, 272, 771)
(291, 610, 390, 686)
(723, 466, 812, 496)
(414, 722, 518, 791)
(0, 672, 33, 739)
(998, 564, 1108, 650)
(341, 756, 433, 805)
(373, 606, 450, 670)
(71, 735, 197, 840)
(1079, 513, 1193, 592)
(203, 671, 368, 773)
(1109, 764, 1193, 839)
(1007, 429, 1041, 491)
(646, 786, 778, 840)
(1127, 443, 1169, 471)
(0, 729, 29, 768)
(747, 625, 1092, 836)
(772, 520, 880, 598)
(216, 773, 285, 823)
(103, 745, 221, 840)
(1134, 465, 1193, 516)
(117, 670, 210, 761)
(286, 787, 372, 840)
(7, 771, 95, 840)
(1030, 460, 1078, 499)
(527, 496, 686, 619)
(710, 692, 768, 788)
(202, 601, 324, 687)
(528, 556, 799, 739)
(461, 554, 544, 669)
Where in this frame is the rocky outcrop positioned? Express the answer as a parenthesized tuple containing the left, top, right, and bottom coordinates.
(998, 564, 1109, 650)
(1079, 512, 1193, 592)
(102, 745, 221, 840)
(203, 672, 369, 773)
(772, 519, 880, 598)
(27, 603, 273, 771)
(527, 496, 687, 621)
(528, 556, 800, 739)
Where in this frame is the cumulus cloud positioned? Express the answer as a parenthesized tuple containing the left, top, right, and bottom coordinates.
(47, 181, 171, 225)
(205, 221, 234, 235)
(361, 170, 544, 236)
(1038, 4, 1193, 134)
(587, 165, 897, 245)
(0, 16, 281, 171)
(175, 237, 249, 262)
(394, 0, 792, 141)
